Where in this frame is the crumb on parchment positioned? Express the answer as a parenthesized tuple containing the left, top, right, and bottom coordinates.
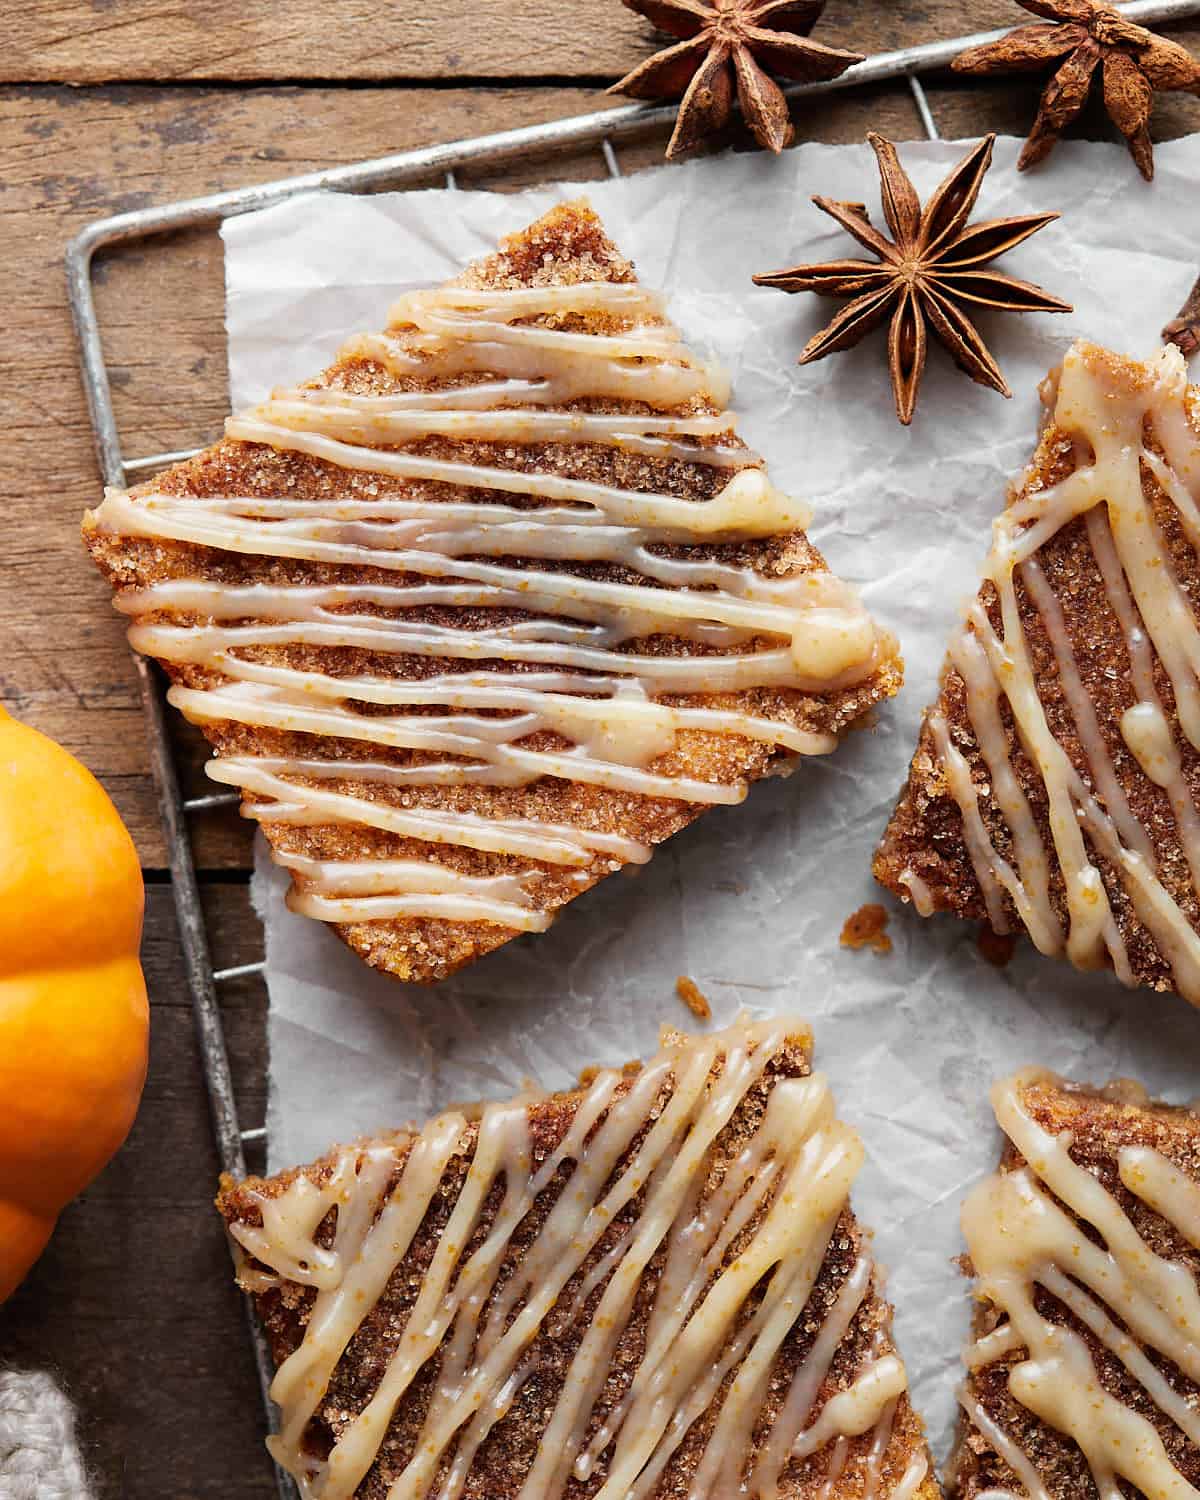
(675, 975, 712, 1019)
(839, 903, 892, 956)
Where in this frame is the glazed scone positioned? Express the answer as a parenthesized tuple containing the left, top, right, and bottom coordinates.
(951, 1069, 1200, 1499)
(84, 199, 901, 983)
(217, 1017, 938, 1499)
(875, 340, 1200, 1006)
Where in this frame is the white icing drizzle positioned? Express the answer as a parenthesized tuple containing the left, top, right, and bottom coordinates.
(249, 393, 754, 467)
(789, 1357, 907, 1459)
(90, 278, 889, 934)
(228, 1019, 919, 1499)
(206, 757, 654, 868)
(1087, 507, 1200, 903)
(898, 869, 934, 917)
(929, 342, 1200, 1002)
(889, 1452, 931, 1500)
(272, 849, 553, 929)
(1120, 1145, 1200, 1250)
(751, 1253, 874, 1491)
(957, 1386, 1052, 1500)
(960, 1069, 1200, 1500)
(816, 1437, 850, 1500)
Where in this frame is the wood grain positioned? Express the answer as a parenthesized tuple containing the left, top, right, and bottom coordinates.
(14, 0, 1030, 84)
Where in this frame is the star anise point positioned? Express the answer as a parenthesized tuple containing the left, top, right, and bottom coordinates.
(1165, 271, 1200, 358)
(753, 134, 1072, 425)
(611, 0, 863, 158)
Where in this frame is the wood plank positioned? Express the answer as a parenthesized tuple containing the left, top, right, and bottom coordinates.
(13, 0, 1040, 84)
(0, 885, 272, 1500)
(15, 0, 1200, 87)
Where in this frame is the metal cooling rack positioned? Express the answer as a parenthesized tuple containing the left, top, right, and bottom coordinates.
(64, 4, 1199, 1494)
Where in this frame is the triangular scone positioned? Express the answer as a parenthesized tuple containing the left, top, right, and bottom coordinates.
(951, 1069, 1200, 1500)
(85, 200, 900, 982)
(875, 340, 1200, 1006)
(217, 1017, 939, 1500)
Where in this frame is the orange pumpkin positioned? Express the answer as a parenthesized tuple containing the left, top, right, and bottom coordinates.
(0, 705, 148, 1301)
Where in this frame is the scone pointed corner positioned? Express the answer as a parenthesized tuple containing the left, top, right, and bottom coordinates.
(448, 196, 639, 294)
(876, 339, 1200, 1006)
(872, 647, 988, 929)
(85, 197, 902, 983)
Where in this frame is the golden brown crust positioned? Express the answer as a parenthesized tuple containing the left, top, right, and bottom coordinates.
(216, 1032, 937, 1499)
(874, 350, 1200, 997)
(85, 198, 901, 983)
(949, 1074, 1200, 1500)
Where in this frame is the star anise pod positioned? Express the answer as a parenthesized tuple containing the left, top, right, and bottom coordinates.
(753, 133, 1073, 425)
(610, 0, 863, 159)
(953, 0, 1200, 181)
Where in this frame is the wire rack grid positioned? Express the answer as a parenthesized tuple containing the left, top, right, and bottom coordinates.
(63, 4, 1200, 1494)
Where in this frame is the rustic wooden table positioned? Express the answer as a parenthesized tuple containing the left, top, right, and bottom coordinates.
(1, 3, 1197, 1494)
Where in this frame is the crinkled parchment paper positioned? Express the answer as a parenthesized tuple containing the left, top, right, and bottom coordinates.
(223, 135, 1200, 1455)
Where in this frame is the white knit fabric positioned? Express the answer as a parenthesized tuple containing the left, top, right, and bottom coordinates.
(0, 1371, 94, 1500)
